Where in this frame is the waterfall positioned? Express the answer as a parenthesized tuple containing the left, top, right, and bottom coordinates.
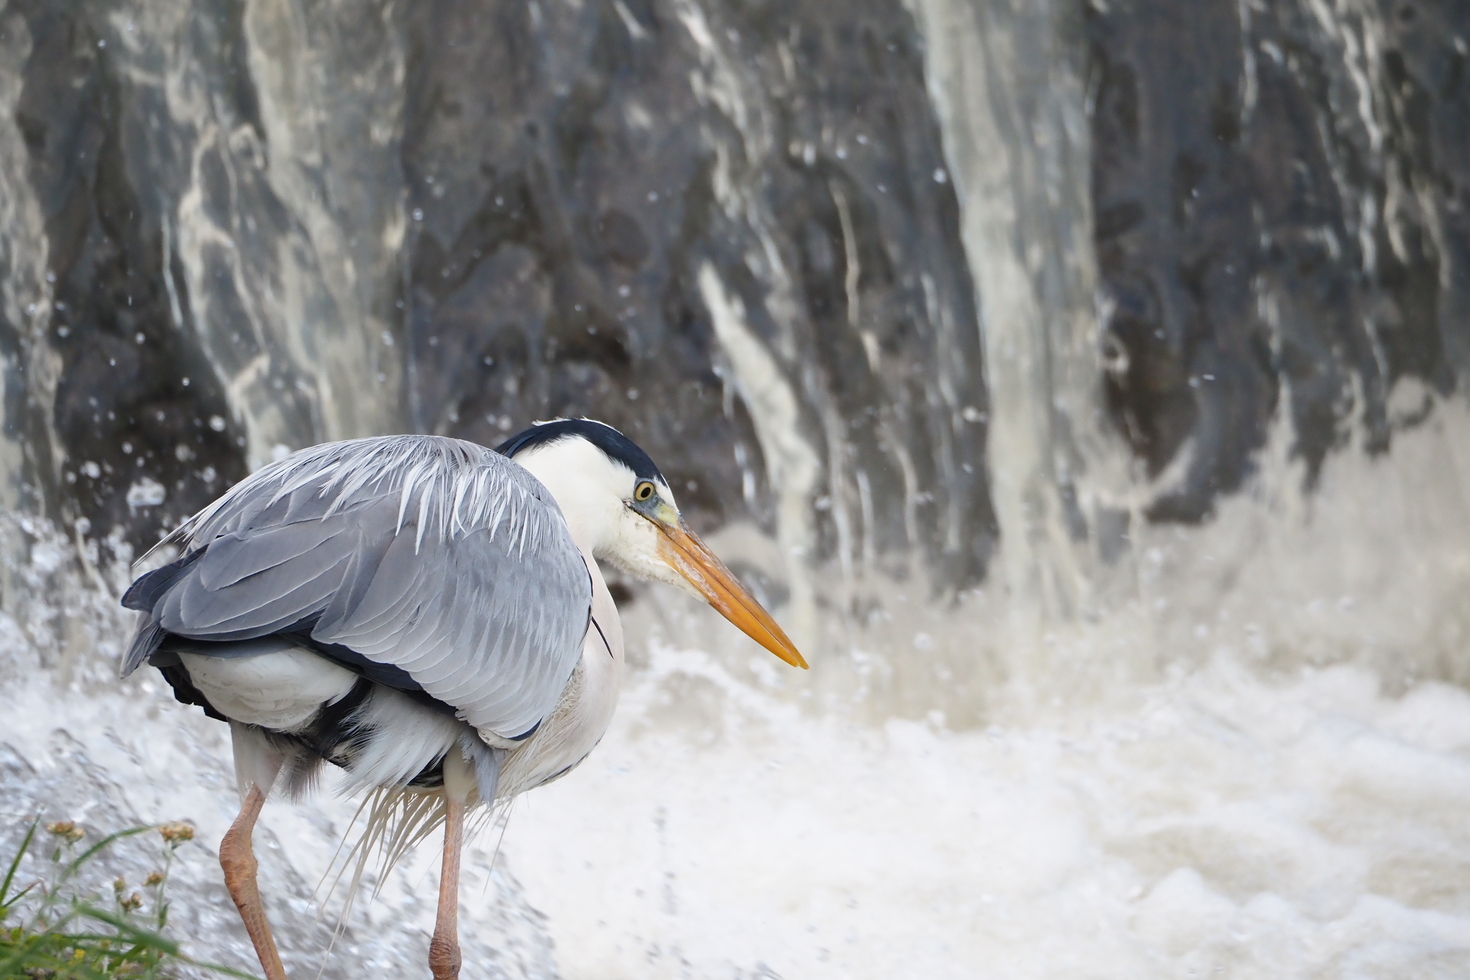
(2, 0, 1469, 977)
(910, 0, 1130, 630)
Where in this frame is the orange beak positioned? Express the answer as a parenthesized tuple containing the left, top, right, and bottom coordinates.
(653, 522, 809, 669)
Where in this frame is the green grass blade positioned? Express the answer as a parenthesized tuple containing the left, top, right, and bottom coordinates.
(74, 906, 181, 954)
(0, 819, 38, 906)
(0, 881, 37, 915)
(2, 820, 256, 978)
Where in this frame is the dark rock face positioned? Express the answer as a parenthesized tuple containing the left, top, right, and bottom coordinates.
(0, 0, 993, 592)
(398, 0, 994, 587)
(8, 1, 249, 538)
(1087, 0, 1470, 520)
(1, 0, 1466, 592)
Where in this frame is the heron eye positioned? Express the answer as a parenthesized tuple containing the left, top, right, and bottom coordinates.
(634, 481, 655, 502)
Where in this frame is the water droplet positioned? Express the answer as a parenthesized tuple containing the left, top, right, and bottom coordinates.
(933, 168, 948, 184)
(135, 332, 145, 344)
(126, 478, 166, 509)
(411, 208, 424, 221)
(208, 415, 227, 432)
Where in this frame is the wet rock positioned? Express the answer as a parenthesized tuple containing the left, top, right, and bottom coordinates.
(1087, 0, 1470, 519)
(0, 0, 1464, 590)
(0, 0, 992, 594)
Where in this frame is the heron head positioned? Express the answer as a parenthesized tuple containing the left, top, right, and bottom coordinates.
(499, 419, 807, 669)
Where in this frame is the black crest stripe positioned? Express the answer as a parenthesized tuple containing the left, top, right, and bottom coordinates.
(496, 419, 665, 484)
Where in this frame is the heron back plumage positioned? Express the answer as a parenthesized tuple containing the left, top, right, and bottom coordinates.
(122, 435, 591, 743)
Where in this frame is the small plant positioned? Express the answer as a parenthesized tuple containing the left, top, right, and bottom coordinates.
(0, 818, 251, 979)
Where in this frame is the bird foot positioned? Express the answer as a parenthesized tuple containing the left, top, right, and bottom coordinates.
(429, 932, 462, 980)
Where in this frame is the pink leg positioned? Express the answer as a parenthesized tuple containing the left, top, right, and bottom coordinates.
(428, 793, 465, 980)
(219, 785, 288, 980)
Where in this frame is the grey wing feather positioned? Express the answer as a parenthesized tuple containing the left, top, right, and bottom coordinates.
(123, 436, 590, 739)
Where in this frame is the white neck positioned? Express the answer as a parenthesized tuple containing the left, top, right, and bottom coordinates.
(511, 438, 630, 557)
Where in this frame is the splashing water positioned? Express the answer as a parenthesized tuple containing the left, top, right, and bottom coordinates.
(0, 519, 557, 980)
(497, 401, 1470, 979)
(1, 409, 1467, 980)
(1, 1, 1467, 976)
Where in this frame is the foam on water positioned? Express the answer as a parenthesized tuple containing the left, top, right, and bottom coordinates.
(0, 521, 557, 980)
(502, 650, 1470, 980)
(1, 402, 1468, 980)
(496, 399, 1470, 979)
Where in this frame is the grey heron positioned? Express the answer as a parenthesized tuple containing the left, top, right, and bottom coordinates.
(119, 419, 806, 980)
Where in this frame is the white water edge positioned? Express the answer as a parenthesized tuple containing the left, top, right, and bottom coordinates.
(504, 649, 1470, 980)
(2, 401, 1468, 980)
(498, 398, 1470, 980)
(0, 666, 559, 980)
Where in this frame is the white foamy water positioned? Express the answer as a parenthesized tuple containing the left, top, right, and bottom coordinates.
(2, 403, 1468, 980)
(502, 649, 1470, 980)
(0, 521, 555, 979)
(496, 401, 1470, 980)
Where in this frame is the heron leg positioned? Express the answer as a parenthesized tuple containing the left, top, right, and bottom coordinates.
(429, 793, 465, 980)
(429, 748, 478, 980)
(220, 784, 288, 980)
